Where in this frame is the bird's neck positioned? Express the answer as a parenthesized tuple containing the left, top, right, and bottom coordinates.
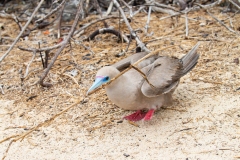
(105, 74, 131, 105)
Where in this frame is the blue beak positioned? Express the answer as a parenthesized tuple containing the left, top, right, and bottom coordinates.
(87, 77, 105, 95)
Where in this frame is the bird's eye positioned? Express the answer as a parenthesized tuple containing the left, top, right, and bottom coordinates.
(104, 76, 109, 81)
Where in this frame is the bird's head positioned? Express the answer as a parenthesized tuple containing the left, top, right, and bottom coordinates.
(87, 66, 119, 95)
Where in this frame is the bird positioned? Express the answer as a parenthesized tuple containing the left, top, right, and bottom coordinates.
(87, 43, 200, 121)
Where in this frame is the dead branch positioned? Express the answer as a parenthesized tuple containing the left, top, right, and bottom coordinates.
(56, 2, 65, 38)
(86, 27, 129, 43)
(0, 84, 4, 95)
(39, 42, 45, 68)
(71, 38, 95, 55)
(20, 50, 36, 79)
(39, 0, 84, 87)
(146, 0, 178, 15)
(0, 0, 45, 63)
(19, 17, 120, 54)
(0, 12, 27, 22)
(159, 0, 221, 21)
(73, 15, 119, 36)
(119, 0, 133, 17)
(144, 6, 152, 33)
(18, 42, 64, 52)
(196, 3, 240, 36)
(44, 50, 50, 68)
(131, 6, 146, 18)
(112, 0, 150, 52)
(150, 2, 179, 12)
(229, 0, 240, 10)
(35, 0, 66, 23)
(93, 0, 110, 28)
(115, 31, 132, 57)
(185, 11, 189, 37)
(104, 1, 114, 16)
(2, 140, 13, 160)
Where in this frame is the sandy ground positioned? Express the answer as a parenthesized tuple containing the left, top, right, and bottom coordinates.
(0, 8, 240, 160)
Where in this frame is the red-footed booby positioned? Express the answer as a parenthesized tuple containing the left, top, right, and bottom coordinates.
(87, 43, 200, 121)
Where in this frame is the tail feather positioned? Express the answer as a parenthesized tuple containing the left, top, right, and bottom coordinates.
(181, 42, 200, 76)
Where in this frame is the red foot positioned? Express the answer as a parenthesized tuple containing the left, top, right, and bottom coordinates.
(143, 109, 155, 121)
(123, 110, 147, 121)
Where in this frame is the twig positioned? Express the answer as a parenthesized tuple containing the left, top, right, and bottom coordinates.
(131, 65, 155, 88)
(144, 6, 152, 33)
(93, 0, 108, 28)
(130, 6, 146, 18)
(229, 0, 240, 10)
(185, 11, 189, 37)
(2, 140, 13, 160)
(152, 2, 179, 11)
(196, 3, 240, 36)
(44, 50, 50, 68)
(119, 0, 133, 17)
(35, 0, 66, 23)
(18, 42, 64, 52)
(71, 38, 95, 55)
(112, 0, 150, 52)
(144, 36, 169, 44)
(0, 12, 27, 22)
(148, 1, 178, 15)
(39, 43, 45, 68)
(104, 1, 114, 16)
(0, 27, 2, 43)
(159, 0, 220, 21)
(73, 15, 119, 36)
(62, 73, 80, 87)
(116, 32, 132, 57)
(11, 14, 23, 31)
(39, 0, 84, 87)
(57, 2, 65, 38)
(0, 0, 45, 63)
(86, 28, 129, 43)
(206, 11, 236, 34)
(21, 50, 36, 79)
(19, 17, 119, 53)
(0, 84, 4, 95)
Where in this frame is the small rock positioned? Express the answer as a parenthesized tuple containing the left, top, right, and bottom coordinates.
(123, 153, 130, 157)
(233, 58, 239, 65)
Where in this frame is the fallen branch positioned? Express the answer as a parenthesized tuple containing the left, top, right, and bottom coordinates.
(144, 6, 152, 33)
(184, 11, 189, 37)
(112, 0, 150, 52)
(35, 0, 67, 23)
(196, 3, 240, 36)
(18, 42, 64, 52)
(0, 0, 45, 63)
(73, 15, 119, 36)
(39, 0, 84, 87)
(229, 0, 240, 10)
(20, 50, 36, 79)
(86, 27, 129, 43)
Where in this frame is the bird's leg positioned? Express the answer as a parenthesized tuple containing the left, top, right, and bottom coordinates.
(123, 110, 147, 121)
(143, 109, 155, 121)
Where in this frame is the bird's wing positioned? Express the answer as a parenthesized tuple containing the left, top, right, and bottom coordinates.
(111, 52, 159, 71)
(141, 56, 183, 97)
